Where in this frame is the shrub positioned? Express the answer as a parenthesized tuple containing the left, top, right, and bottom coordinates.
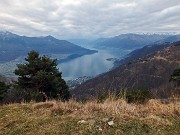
(125, 88, 150, 103)
(0, 81, 9, 102)
(96, 92, 108, 103)
(170, 68, 180, 82)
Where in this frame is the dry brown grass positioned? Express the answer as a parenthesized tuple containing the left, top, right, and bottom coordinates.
(31, 98, 180, 119)
(1, 98, 180, 135)
(27, 98, 180, 130)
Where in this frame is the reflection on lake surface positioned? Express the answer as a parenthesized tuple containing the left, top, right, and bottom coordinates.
(57, 49, 130, 80)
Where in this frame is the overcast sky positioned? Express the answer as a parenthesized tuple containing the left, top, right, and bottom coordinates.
(0, 0, 180, 39)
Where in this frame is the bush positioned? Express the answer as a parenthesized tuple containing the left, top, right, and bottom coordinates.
(170, 68, 180, 97)
(0, 81, 9, 102)
(96, 92, 108, 103)
(170, 68, 180, 82)
(3, 85, 48, 103)
(125, 88, 150, 103)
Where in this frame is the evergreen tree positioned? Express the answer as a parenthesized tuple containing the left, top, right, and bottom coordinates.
(170, 68, 180, 82)
(14, 50, 70, 101)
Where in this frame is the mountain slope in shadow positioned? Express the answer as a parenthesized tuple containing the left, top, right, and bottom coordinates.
(72, 42, 180, 100)
(0, 31, 97, 62)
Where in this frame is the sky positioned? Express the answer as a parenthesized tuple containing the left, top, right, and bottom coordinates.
(0, 0, 180, 39)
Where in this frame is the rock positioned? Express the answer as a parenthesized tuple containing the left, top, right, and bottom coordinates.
(77, 120, 87, 124)
(96, 125, 103, 131)
(99, 127, 103, 131)
(108, 120, 114, 126)
(77, 119, 96, 125)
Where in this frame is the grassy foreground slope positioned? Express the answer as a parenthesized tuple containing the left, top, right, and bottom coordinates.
(0, 99, 179, 135)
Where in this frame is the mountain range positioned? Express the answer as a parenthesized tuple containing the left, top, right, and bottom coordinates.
(71, 41, 180, 100)
(0, 31, 97, 63)
(67, 33, 180, 51)
(1, 32, 180, 64)
(84, 33, 180, 50)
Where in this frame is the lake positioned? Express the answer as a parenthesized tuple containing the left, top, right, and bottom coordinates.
(57, 48, 131, 80)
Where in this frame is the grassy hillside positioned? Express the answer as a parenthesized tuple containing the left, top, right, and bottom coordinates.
(0, 99, 179, 135)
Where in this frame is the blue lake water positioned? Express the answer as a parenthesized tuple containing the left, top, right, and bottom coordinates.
(57, 49, 131, 80)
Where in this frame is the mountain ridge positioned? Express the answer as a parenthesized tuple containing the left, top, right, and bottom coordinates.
(90, 33, 180, 50)
(113, 42, 171, 67)
(0, 31, 97, 63)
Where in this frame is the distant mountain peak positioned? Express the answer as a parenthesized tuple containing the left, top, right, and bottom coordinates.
(46, 35, 55, 39)
(0, 31, 18, 38)
(0, 31, 12, 35)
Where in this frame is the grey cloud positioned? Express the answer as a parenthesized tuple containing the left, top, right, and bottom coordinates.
(0, 0, 180, 39)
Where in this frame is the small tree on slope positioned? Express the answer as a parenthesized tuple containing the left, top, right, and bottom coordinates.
(170, 68, 180, 97)
(170, 68, 180, 82)
(14, 50, 70, 101)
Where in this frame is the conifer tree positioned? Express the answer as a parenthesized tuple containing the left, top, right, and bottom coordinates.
(14, 50, 70, 101)
(170, 68, 180, 82)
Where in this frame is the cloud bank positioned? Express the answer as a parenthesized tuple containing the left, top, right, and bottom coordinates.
(0, 0, 180, 38)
